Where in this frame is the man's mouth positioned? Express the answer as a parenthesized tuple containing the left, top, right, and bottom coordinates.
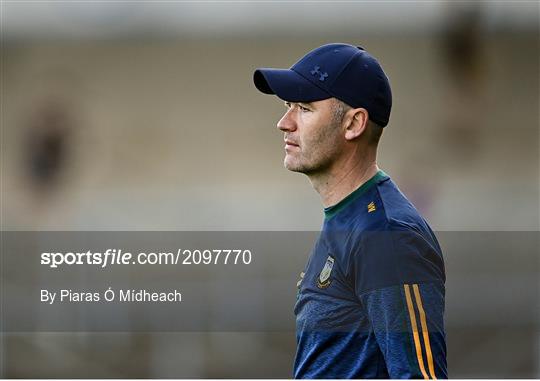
(285, 139, 299, 148)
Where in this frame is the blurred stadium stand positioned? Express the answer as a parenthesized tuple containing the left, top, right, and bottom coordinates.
(1, 1, 538, 378)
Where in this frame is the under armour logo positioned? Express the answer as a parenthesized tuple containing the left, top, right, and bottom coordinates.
(310, 66, 328, 82)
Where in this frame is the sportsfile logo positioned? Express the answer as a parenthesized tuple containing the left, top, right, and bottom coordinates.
(40, 248, 253, 268)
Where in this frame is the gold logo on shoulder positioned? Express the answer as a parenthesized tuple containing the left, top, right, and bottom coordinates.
(367, 201, 376, 213)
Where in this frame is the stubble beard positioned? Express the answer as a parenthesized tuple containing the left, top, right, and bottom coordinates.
(284, 152, 327, 175)
(283, 132, 341, 175)
(282, 101, 345, 175)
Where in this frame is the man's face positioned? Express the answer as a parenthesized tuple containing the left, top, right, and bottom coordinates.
(277, 98, 344, 174)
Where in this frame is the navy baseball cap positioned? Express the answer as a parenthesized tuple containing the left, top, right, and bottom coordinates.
(253, 43, 392, 127)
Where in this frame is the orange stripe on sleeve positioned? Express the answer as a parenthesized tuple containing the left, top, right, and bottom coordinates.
(413, 284, 437, 379)
(404, 284, 429, 379)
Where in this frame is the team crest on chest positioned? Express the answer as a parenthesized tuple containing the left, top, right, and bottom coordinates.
(296, 271, 305, 299)
(297, 272, 305, 288)
(317, 256, 334, 289)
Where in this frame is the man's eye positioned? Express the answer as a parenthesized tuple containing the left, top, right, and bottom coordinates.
(299, 105, 311, 112)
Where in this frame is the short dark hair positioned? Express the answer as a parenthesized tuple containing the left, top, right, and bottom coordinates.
(331, 98, 351, 125)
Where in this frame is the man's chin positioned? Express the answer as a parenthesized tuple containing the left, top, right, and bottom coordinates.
(284, 158, 308, 174)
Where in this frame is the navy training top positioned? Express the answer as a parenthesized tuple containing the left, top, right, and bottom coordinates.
(293, 170, 447, 379)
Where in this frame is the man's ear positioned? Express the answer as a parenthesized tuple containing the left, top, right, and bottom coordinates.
(344, 108, 369, 141)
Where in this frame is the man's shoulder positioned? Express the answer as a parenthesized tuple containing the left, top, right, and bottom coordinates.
(322, 173, 445, 292)
(345, 175, 432, 235)
(376, 177, 429, 229)
(355, 178, 445, 290)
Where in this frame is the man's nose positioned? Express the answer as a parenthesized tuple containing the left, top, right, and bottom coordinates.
(277, 109, 297, 132)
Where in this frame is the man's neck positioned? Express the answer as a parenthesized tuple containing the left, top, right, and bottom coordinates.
(308, 156, 379, 208)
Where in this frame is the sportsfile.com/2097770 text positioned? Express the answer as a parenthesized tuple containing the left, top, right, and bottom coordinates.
(40, 249, 253, 269)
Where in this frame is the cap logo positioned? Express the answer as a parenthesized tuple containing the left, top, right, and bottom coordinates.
(310, 66, 328, 82)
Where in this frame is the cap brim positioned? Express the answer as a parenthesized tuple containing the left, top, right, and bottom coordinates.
(253, 68, 330, 102)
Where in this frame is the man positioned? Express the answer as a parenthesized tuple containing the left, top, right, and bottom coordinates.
(253, 43, 447, 379)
